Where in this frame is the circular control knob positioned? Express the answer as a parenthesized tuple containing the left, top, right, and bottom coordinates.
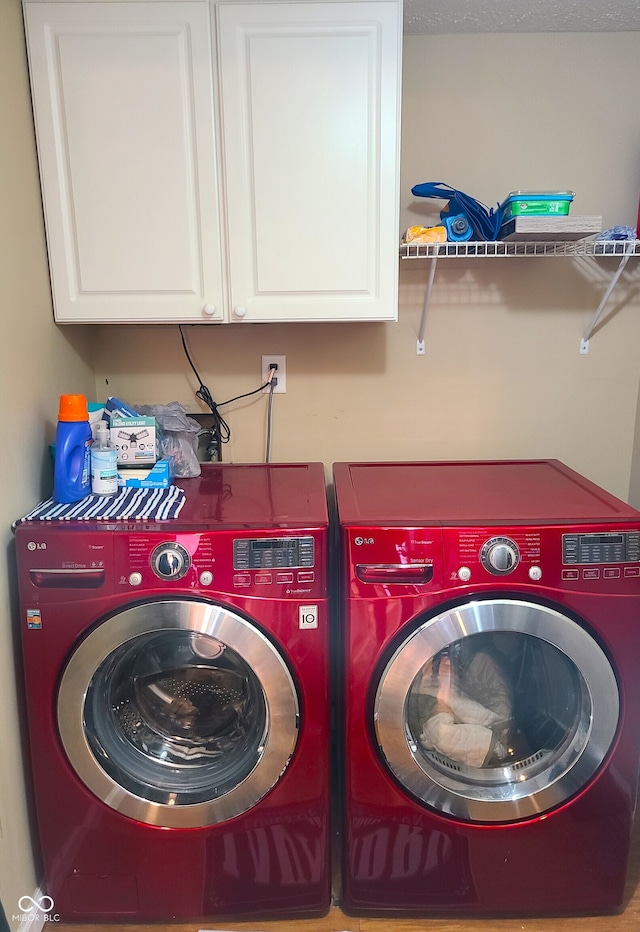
(458, 566, 472, 582)
(480, 537, 520, 575)
(151, 542, 190, 580)
(529, 566, 542, 581)
(128, 572, 143, 587)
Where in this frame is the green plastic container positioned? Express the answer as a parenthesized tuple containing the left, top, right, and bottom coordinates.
(501, 191, 574, 219)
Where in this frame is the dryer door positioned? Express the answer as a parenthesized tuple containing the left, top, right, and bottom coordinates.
(58, 599, 299, 828)
(374, 598, 619, 823)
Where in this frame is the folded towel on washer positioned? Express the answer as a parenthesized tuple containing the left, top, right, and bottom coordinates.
(16, 486, 186, 523)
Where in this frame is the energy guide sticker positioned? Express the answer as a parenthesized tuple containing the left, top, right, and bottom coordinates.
(26, 609, 42, 629)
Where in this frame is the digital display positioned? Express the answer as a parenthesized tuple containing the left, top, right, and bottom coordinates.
(251, 539, 297, 550)
(233, 536, 314, 570)
(582, 534, 623, 546)
(562, 531, 640, 565)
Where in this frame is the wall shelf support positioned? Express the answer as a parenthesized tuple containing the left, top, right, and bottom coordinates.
(416, 255, 437, 355)
(579, 251, 632, 354)
(401, 240, 640, 354)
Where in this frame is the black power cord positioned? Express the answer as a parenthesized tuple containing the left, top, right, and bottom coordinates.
(179, 325, 274, 460)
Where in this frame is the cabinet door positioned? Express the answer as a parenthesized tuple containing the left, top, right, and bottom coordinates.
(217, 1, 402, 323)
(24, 1, 225, 323)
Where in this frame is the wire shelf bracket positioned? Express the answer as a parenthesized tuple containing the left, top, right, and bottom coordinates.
(579, 250, 633, 354)
(401, 240, 640, 355)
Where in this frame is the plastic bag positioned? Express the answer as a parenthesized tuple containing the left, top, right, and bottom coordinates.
(411, 182, 503, 241)
(135, 402, 202, 477)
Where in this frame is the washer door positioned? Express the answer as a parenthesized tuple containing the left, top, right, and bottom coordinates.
(374, 599, 619, 823)
(58, 600, 299, 828)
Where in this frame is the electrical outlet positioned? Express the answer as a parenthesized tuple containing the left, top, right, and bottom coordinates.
(261, 355, 286, 393)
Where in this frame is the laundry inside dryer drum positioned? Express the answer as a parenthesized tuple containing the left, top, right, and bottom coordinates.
(405, 631, 589, 786)
(84, 630, 267, 805)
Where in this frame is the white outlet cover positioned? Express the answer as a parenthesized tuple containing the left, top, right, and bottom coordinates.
(261, 354, 286, 393)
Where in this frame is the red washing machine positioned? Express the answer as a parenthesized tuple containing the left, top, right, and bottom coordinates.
(333, 459, 640, 917)
(15, 463, 330, 922)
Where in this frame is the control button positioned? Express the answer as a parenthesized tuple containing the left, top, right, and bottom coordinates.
(528, 566, 542, 581)
(128, 572, 143, 586)
(583, 568, 601, 580)
(255, 573, 272, 585)
(276, 572, 294, 584)
(151, 542, 190, 580)
(458, 566, 472, 582)
(562, 569, 580, 581)
(603, 567, 620, 579)
(233, 573, 251, 587)
(297, 571, 315, 583)
(480, 537, 520, 575)
(624, 566, 640, 578)
(199, 571, 214, 586)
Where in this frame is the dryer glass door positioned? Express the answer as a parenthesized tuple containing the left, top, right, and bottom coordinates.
(58, 599, 299, 828)
(374, 598, 619, 823)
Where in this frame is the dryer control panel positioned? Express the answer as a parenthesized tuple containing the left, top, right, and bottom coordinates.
(562, 531, 640, 565)
(445, 524, 640, 592)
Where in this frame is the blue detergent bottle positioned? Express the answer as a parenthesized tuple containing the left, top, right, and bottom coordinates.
(53, 394, 92, 503)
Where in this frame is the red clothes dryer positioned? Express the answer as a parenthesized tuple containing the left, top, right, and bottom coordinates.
(15, 463, 330, 923)
(334, 459, 640, 917)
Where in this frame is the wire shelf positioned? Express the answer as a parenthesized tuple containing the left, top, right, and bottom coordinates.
(400, 240, 640, 259)
(404, 238, 640, 356)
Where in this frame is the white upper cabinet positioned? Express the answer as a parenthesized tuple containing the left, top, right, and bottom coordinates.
(23, 0, 402, 323)
(218, 2, 402, 322)
(23, 1, 226, 323)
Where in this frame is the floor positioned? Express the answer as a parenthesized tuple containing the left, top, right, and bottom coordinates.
(55, 813, 640, 932)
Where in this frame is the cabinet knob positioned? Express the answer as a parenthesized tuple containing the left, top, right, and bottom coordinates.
(202, 303, 217, 317)
(233, 305, 248, 318)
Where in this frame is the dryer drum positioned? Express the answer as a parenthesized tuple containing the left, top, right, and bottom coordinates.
(374, 598, 619, 823)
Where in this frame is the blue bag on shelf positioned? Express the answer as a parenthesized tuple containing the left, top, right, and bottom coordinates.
(411, 181, 503, 241)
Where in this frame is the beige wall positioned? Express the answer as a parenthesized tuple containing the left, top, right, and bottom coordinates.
(0, 0, 94, 919)
(93, 33, 640, 501)
(2, 9, 640, 923)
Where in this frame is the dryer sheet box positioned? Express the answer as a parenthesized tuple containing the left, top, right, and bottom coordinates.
(110, 415, 157, 466)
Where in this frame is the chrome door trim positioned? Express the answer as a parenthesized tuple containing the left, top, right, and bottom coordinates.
(374, 598, 619, 823)
(58, 599, 299, 828)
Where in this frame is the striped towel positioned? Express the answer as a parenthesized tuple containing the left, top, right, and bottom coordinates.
(17, 486, 185, 522)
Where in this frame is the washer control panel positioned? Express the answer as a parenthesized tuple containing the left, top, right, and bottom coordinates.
(233, 536, 314, 570)
(562, 531, 640, 565)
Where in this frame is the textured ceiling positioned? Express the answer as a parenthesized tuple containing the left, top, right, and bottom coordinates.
(403, 0, 640, 34)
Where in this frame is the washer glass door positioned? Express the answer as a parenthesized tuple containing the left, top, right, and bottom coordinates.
(374, 599, 619, 823)
(58, 599, 299, 828)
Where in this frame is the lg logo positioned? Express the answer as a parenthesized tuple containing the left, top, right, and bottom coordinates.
(27, 541, 47, 551)
(354, 536, 374, 546)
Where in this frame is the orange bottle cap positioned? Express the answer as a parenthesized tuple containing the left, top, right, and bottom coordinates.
(58, 394, 89, 422)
